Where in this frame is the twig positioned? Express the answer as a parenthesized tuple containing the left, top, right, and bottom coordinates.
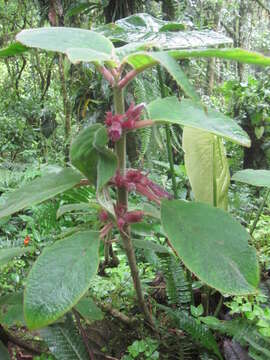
(73, 309, 95, 360)
(99, 303, 138, 327)
(0, 325, 43, 355)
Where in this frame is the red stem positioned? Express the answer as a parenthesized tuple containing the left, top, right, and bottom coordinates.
(133, 119, 154, 129)
(97, 66, 115, 86)
(118, 69, 138, 89)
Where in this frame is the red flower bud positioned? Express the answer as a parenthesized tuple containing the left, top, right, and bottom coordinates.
(108, 121, 122, 142)
(124, 210, 144, 224)
(99, 210, 109, 223)
(24, 235, 30, 246)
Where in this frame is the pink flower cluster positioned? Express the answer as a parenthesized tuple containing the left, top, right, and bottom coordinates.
(99, 206, 144, 238)
(105, 103, 144, 142)
(111, 169, 172, 205)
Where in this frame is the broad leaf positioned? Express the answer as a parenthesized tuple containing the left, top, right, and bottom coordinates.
(66, 47, 112, 64)
(232, 169, 270, 188)
(126, 48, 270, 74)
(0, 246, 34, 267)
(24, 231, 100, 329)
(148, 52, 199, 101)
(161, 200, 259, 295)
(183, 128, 230, 209)
(0, 167, 82, 218)
(94, 127, 117, 190)
(0, 43, 28, 57)
(123, 51, 199, 100)
(147, 97, 250, 147)
(0, 293, 24, 327)
(97, 13, 232, 50)
(16, 27, 114, 64)
(70, 124, 101, 184)
(74, 296, 104, 322)
(40, 314, 89, 360)
(70, 124, 117, 189)
(169, 47, 270, 67)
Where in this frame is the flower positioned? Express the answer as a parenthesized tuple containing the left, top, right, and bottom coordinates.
(114, 204, 144, 231)
(105, 103, 145, 142)
(111, 169, 172, 204)
(24, 235, 30, 246)
(99, 204, 144, 237)
(99, 210, 109, 223)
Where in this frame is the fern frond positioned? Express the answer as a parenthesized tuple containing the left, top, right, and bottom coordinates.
(202, 317, 270, 360)
(159, 253, 191, 311)
(162, 306, 222, 359)
(40, 313, 89, 360)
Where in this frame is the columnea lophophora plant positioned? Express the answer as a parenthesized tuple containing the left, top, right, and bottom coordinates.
(1, 21, 270, 333)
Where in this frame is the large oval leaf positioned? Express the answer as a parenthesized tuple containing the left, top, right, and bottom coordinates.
(0, 167, 82, 219)
(183, 128, 230, 209)
(169, 48, 270, 67)
(232, 169, 270, 188)
(24, 231, 100, 329)
(96, 13, 232, 50)
(125, 48, 270, 74)
(16, 27, 114, 64)
(70, 124, 117, 190)
(147, 97, 250, 147)
(161, 200, 259, 295)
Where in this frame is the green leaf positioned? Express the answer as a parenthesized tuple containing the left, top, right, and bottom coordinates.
(232, 169, 270, 188)
(16, 27, 114, 64)
(0, 293, 24, 327)
(74, 296, 104, 322)
(149, 52, 199, 101)
(66, 48, 112, 64)
(40, 313, 89, 360)
(0, 246, 34, 267)
(0, 341, 10, 360)
(161, 200, 259, 295)
(94, 127, 117, 191)
(70, 124, 101, 184)
(97, 13, 232, 50)
(126, 48, 270, 74)
(160, 23, 186, 32)
(70, 124, 116, 189)
(66, 3, 92, 17)
(124, 51, 199, 101)
(24, 231, 100, 329)
(183, 128, 230, 209)
(0, 167, 82, 219)
(0, 43, 28, 57)
(147, 97, 250, 147)
(169, 47, 270, 67)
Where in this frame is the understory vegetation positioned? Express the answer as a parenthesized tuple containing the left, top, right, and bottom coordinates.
(1, 1, 270, 359)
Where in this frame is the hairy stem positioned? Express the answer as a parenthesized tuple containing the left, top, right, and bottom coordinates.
(113, 87, 154, 328)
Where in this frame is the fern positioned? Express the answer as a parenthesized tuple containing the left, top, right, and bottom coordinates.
(133, 69, 161, 162)
(162, 306, 222, 360)
(40, 313, 89, 360)
(159, 253, 191, 311)
(202, 317, 270, 360)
